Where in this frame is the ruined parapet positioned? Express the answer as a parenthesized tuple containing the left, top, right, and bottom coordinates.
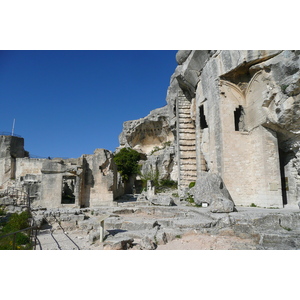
(0, 135, 26, 189)
(82, 149, 124, 207)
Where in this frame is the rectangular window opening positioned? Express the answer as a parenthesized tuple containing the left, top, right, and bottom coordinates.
(234, 105, 244, 131)
(200, 105, 208, 129)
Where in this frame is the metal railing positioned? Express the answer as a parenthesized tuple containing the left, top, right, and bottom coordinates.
(0, 223, 38, 250)
(0, 132, 22, 138)
(0, 186, 38, 250)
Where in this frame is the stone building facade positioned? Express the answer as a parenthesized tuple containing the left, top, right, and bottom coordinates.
(0, 135, 124, 208)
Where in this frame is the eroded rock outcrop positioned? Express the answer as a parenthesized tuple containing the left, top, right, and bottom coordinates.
(119, 105, 178, 183)
(119, 106, 174, 155)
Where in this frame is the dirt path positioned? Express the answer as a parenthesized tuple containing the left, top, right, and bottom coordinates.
(156, 232, 257, 250)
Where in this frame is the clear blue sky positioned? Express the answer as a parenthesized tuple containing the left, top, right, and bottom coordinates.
(0, 50, 178, 158)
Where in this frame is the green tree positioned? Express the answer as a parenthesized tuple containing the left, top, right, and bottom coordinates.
(113, 148, 141, 181)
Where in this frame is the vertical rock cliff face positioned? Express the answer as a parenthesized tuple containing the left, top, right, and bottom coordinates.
(120, 50, 300, 208)
(118, 106, 177, 182)
(165, 50, 300, 207)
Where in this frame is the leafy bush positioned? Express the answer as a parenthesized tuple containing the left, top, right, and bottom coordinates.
(15, 232, 30, 245)
(160, 179, 177, 188)
(139, 169, 160, 190)
(0, 211, 32, 250)
(2, 211, 30, 233)
(189, 182, 196, 188)
(113, 148, 141, 181)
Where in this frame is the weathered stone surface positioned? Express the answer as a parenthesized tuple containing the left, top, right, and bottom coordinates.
(118, 106, 174, 155)
(161, 50, 300, 209)
(139, 145, 177, 182)
(176, 51, 192, 65)
(103, 236, 134, 250)
(210, 196, 236, 213)
(149, 195, 176, 206)
(192, 173, 233, 204)
(140, 235, 157, 250)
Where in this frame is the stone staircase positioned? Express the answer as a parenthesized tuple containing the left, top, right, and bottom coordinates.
(177, 98, 197, 189)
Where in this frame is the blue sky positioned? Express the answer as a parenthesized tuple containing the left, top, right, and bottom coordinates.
(0, 50, 178, 158)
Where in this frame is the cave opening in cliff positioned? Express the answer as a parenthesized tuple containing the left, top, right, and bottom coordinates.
(200, 105, 208, 129)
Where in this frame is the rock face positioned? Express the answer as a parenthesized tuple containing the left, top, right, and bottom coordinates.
(119, 106, 174, 155)
(119, 105, 178, 183)
(186, 172, 236, 213)
(163, 50, 300, 209)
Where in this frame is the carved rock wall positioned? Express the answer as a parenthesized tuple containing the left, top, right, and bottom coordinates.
(165, 50, 300, 208)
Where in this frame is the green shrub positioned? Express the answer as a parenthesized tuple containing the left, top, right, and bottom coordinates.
(185, 194, 194, 204)
(2, 211, 30, 233)
(250, 203, 257, 207)
(140, 169, 160, 189)
(15, 232, 30, 245)
(159, 179, 177, 188)
(189, 182, 196, 188)
(113, 148, 141, 181)
(0, 211, 32, 250)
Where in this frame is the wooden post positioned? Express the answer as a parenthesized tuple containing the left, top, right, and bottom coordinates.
(100, 220, 105, 242)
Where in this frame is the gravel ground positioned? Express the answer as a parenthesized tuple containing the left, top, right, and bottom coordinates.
(36, 228, 257, 250)
(156, 231, 257, 250)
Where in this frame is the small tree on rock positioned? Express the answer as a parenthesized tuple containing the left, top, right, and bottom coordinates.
(113, 148, 141, 181)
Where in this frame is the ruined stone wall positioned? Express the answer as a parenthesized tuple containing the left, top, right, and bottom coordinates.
(0, 135, 26, 188)
(82, 149, 124, 207)
(0, 135, 124, 208)
(15, 158, 43, 178)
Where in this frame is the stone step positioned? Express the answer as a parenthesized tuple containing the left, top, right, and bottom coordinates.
(180, 171, 197, 176)
(178, 105, 190, 108)
(180, 169, 197, 173)
(179, 130, 196, 135)
(179, 136, 196, 140)
(178, 119, 194, 124)
(179, 140, 196, 149)
(178, 109, 190, 114)
(180, 156, 197, 160)
(178, 124, 195, 130)
(180, 161, 197, 165)
(180, 150, 196, 155)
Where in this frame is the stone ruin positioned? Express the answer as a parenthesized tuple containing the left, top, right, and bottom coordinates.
(1, 50, 300, 250)
(2, 50, 299, 211)
(0, 135, 124, 209)
(0, 50, 300, 249)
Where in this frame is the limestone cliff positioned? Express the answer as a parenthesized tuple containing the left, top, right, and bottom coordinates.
(166, 50, 300, 207)
(120, 50, 300, 208)
(119, 106, 174, 155)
